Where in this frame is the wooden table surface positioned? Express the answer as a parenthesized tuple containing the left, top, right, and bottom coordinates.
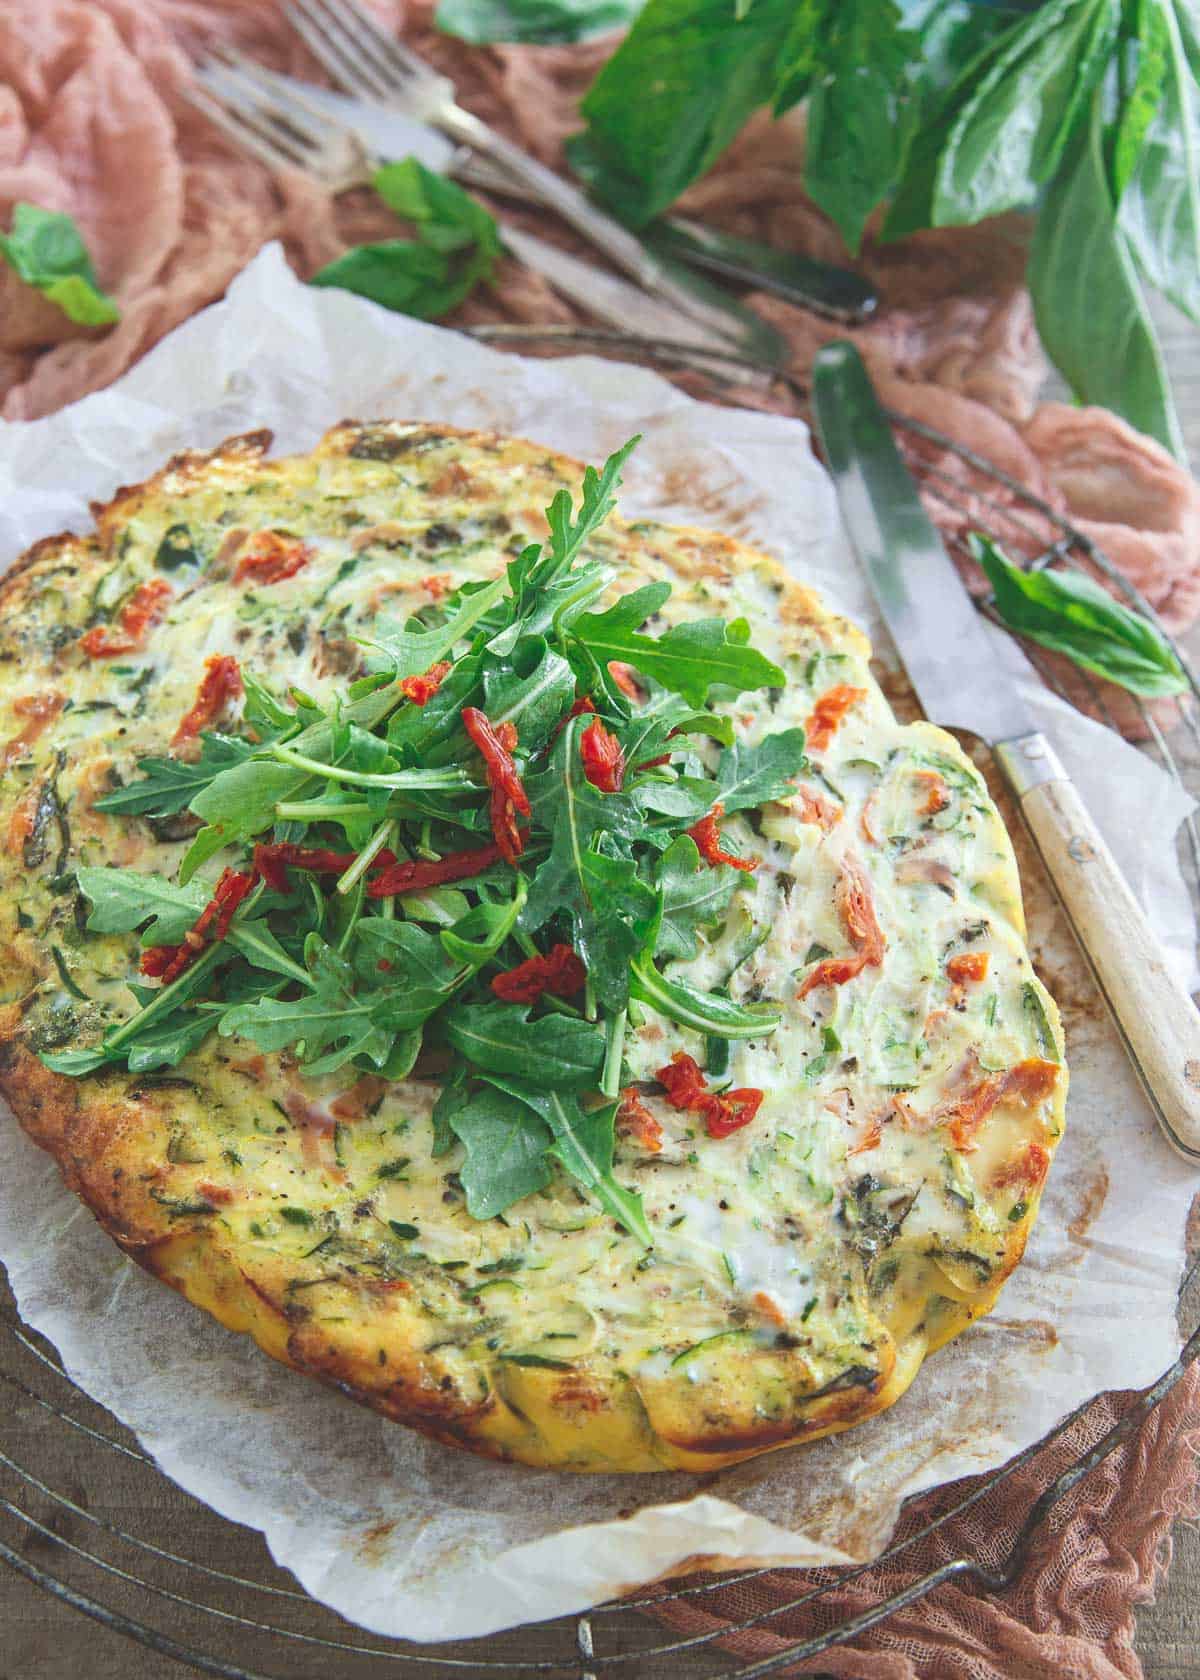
(2, 303, 1198, 1680)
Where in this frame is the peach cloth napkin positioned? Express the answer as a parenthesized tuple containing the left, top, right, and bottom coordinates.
(1, 2, 1198, 1674)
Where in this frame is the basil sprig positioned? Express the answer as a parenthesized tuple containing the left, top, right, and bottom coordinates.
(45, 439, 806, 1244)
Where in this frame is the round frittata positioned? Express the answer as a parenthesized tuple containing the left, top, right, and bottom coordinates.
(0, 422, 1066, 1472)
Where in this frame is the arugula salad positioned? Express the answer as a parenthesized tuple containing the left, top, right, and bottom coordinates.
(45, 440, 810, 1243)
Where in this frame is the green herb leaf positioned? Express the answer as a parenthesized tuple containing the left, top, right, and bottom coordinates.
(572, 585, 784, 706)
(655, 834, 739, 960)
(353, 919, 469, 1027)
(972, 533, 1187, 697)
(573, 0, 797, 226)
(1117, 0, 1200, 325)
(439, 877, 528, 969)
(482, 638, 577, 750)
(94, 734, 256, 818)
(445, 1087, 553, 1218)
(444, 1000, 605, 1088)
(436, 0, 640, 44)
(0, 203, 119, 326)
(714, 727, 808, 813)
(310, 160, 501, 320)
(1029, 90, 1185, 461)
(75, 866, 206, 945)
(218, 937, 398, 1075)
(499, 1080, 652, 1245)
(630, 956, 781, 1039)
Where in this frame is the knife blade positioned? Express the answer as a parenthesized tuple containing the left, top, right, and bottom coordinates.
(812, 339, 1200, 1163)
(271, 74, 878, 325)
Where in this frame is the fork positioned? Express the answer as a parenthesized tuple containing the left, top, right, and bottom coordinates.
(183, 58, 782, 364)
(283, 0, 762, 344)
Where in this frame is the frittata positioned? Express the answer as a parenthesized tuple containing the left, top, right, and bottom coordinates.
(0, 422, 1066, 1471)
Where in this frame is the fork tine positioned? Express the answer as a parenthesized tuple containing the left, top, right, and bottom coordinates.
(285, 0, 396, 102)
(194, 66, 320, 170)
(183, 82, 303, 177)
(202, 47, 351, 152)
(311, 0, 437, 85)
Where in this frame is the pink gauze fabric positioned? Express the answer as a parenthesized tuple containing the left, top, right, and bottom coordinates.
(0, 3, 1198, 1673)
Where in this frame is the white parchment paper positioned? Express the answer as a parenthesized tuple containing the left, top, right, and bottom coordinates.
(0, 245, 1196, 1641)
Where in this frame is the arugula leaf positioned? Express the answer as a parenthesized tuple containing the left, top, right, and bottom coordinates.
(522, 715, 650, 1005)
(218, 937, 398, 1075)
(310, 160, 500, 320)
(499, 1081, 652, 1245)
(363, 573, 509, 682)
(445, 1087, 553, 1218)
(1118, 0, 1200, 325)
(972, 533, 1187, 697)
(714, 728, 808, 813)
(572, 0, 797, 226)
(353, 919, 468, 1027)
(75, 867, 206, 946)
(656, 834, 738, 960)
(94, 734, 256, 819)
(439, 878, 527, 969)
(1029, 91, 1185, 461)
(482, 638, 577, 750)
(436, 0, 640, 43)
(572, 585, 784, 706)
(630, 956, 781, 1038)
(444, 1001, 605, 1088)
(0, 204, 119, 326)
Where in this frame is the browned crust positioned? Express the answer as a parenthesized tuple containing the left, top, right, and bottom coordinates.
(0, 420, 1065, 1474)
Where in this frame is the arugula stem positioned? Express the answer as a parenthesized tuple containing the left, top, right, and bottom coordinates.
(269, 744, 475, 791)
(336, 818, 397, 896)
(107, 944, 226, 1052)
(276, 799, 372, 822)
(601, 1006, 627, 1098)
(584, 977, 597, 1023)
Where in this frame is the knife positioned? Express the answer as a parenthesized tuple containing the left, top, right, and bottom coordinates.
(271, 73, 878, 325)
(811, 340, 1200, 1162)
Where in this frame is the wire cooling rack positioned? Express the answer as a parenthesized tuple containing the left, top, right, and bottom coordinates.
(2, 327, 1198, 1679)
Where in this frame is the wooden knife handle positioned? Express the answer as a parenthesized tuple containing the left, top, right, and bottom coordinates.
(997, 734, 1200, 1161)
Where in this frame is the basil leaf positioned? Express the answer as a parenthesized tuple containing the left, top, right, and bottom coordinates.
(1111, 0, 1171, 200)
(972, 533, 1187, 697)
(656, 834, 739, 960)
(446, 1087, 553, 1219)
(498, 1080, 652, 1246)
(75, 867, 206, 945)
(573, 0, 797, 226)
(0, 203, 119, 326)
(1030, 93, 1185, 461)
(1118, 0, 1200, 325)
(795, 0, 919, 254)
(310, 160, 500, 320)
(630, 956, 781, 1039)
(572, 586, 784, 706)
(436, 0, 640, 44)
(714, 727, 808, 813)
(94, 734, 255, 818)
(444, 1001, 605, 1088)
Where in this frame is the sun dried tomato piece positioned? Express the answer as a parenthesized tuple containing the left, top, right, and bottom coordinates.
(81, 578, 173, 658)
(805, 684, 866, 753)
(233, 532, 313, 586)
(3, 691, 64, 768)
(251, 842, 396, 894)
(171, 655, 243, 751)
(552, 695, 597, 743)
(616, 1088, 663, 1154)
(946, 951, 989, 985)
(686, 803, 757, 872)
(462, 706, 530, 865)
(705, 1087, 763, 1139)
(141, 867, 256, 984)
(654, 1052, 763, 1141)
(399, 660, 451, 706)
(491, 943, 587, 1003)
(991, 1141, 1052, 1192)
(580, 718, 626, 793)
(608, 661, 643, 700)
(367, 839, 514, 899)
(914, 769, 950, 816)
(796, 854, 886, 1000)
(940, 1057, 1059, 1153)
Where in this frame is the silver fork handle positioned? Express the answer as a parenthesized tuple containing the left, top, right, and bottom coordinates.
(439, 107, 738, 340)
